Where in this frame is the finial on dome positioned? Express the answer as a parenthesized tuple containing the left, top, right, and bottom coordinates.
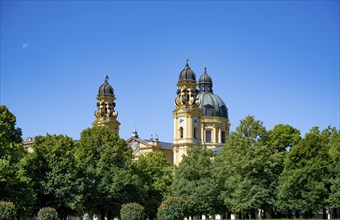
(185, 58, 189, 67)
(104, 74, 109, 83)
(132, 129, 139, 138)
(204, 66, 207, 73)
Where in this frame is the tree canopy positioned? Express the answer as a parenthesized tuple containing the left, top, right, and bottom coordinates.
(277, 127, 336, 217)
(327, 129, 340, 209)
(172, 146, 222, 217)
(136, 152, 172, 218)
(0, 105, 34, 217)
(19, 134, 80, 219)
(2, 105, 339, 219)
(214, 116, 304, 218)
(75, 126, 142, 219)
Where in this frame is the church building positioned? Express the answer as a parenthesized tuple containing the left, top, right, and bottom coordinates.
(93, 59, 230, 165)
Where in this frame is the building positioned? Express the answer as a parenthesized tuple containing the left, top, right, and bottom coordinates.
(94, 59, 230, 165)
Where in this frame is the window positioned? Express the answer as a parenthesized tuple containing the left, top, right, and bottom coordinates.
(220, 106, 228, 118)
(194, 127, 197, 139)
(205, 105, 214, 116)
(221, 131, 226, 143)
(206, 130, 212, 143)
(179, 127, 184, 139)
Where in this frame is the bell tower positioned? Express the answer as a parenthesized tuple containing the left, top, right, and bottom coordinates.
(173, 59, 202, 165)
(92, 75, 120, 135)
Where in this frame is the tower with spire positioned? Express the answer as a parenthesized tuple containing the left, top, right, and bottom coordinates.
(92, 75, 120, 135)
(173, 59, 202, 165)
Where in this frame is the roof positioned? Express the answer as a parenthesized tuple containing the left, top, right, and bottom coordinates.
(196, 91, 228, 118)
(126, 136, 173, 151)
(198, 67, 213, 93)
(212, 145, 224, 153)
(178, 58, 196, 82)
(98, 75, 114, 96)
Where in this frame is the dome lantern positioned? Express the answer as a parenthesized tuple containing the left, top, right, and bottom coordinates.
(198, 67, 213, 93)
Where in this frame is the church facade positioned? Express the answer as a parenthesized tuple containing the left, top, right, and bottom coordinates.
(93, 59, 230, 165)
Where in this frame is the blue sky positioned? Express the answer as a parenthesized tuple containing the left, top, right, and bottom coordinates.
(1, 1, 339, 142)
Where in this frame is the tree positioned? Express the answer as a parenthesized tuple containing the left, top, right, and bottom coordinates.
(75, 126, 141, 220)
(136, 152, 172, 218)
(277, 127, 336, 217)
(327, 129, 340, 212)
(267, 124, 301, 153)
(172, 146, 222, 217)
(20, 134, 80, 219)
(215, 116, 278, 218)
(0, 105, 35, 217)
(0, 105, 22, 148)
(266, 124, 301, 217)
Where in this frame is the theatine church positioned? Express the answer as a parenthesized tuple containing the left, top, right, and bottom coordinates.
(92, 59, 230, 165)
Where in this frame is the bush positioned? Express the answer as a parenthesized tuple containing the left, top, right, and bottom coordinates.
(0, 201, 16, 220)
(120, 202, 145, 220)
(157, 196, 187, 220)
(37, 207, 58, 220)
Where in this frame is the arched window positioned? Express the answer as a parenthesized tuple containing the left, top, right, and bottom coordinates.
(179, 127, 184, 139)
(206, 130, 212, 143)
(221, 130, 226, 143)
(220, 106, 228, 118)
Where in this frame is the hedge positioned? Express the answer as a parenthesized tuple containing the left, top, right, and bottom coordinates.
(37, 207, 58, 220)
(120, 202, 145, 220)
(157, 196, 187, 220)
(0, 201, 16, 220)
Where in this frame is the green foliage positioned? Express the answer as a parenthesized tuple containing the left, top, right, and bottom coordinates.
(0, 105, 25, 172)
(267, 124, 301, 153)
(137, 152, 172, 196)
(75, 126, 141, 218)
(327, 129, 340, 208)
(20, 134, 80, 218)
(0, 201, 16, 220)
(277, 127, 336, 213)
(136, 152, 172, 218)
(37, 207, 58, 220)
(120, 203, 144, 220)
(157, 196, 187, 220)
(215, 116, 276, 216)
(266, 124, 301, 212)
(0, 105, 35, 217)
(235, 115, 267, 143)
(172, 147, 221, 216)
(0, 105, 22, 149)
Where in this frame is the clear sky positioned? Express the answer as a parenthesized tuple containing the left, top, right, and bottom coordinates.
(1, 1, 339, 143)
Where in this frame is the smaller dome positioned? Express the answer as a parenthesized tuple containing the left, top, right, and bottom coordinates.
(198, 67, 213, 93)
(98, 75, 114, 96)
(179, 58, 196, 81)
(198, 67, 212, 84)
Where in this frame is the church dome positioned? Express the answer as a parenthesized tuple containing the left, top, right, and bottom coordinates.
(197, 92, 228, 118)
(198, 67, 213, 92)
(197, 68, 228, 118)
(198, 67, 212, 85)
(98, 75, 114, 96)
(178, 58, 196, 81)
